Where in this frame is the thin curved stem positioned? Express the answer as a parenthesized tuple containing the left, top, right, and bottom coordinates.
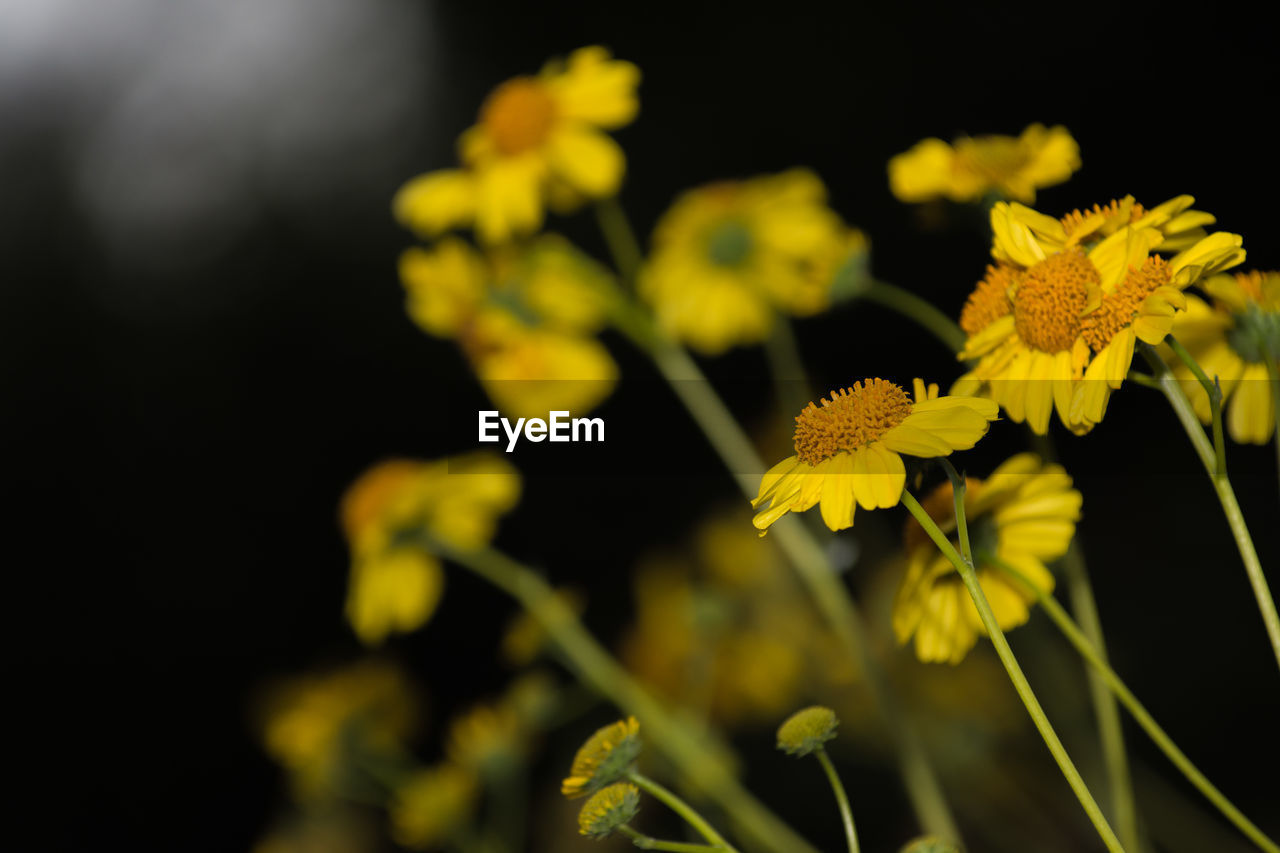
(764, 318, 813, 425)
(595, 197, 644, 284)
(901, 488, 1125, 853)
(1166, 335, 1226, 477)
(619, 826, 727, 852)
(433, 541, 816, 853)
(592, 202, 962, 843)
(815, 748, 860, 853)
(860, 280, 966, 354)
(1139, 342, 1280, 675)
(629, 771, 739, 852)
(986, 552, 1280, 853)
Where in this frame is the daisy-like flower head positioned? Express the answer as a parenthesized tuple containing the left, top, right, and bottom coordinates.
(341, 453, 520, 646)
(400, 235, 619, 419)
(889, 124, 1080, 204)
(390, 763, 479, 850)
(752, 379, 999, 534)
(578, 782, 641, 839)
(955, 196, 1245, 434)
(775, 706, 839, 757)
(561, 717, 642, 799)
(639, 169, 868, 354)
(1169, 270, 1280, 443)
(893, 453, 1081, 664)
(394, 46, 640, 244)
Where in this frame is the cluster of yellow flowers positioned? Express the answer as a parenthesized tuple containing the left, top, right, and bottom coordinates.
(256, 43, 1280, 853)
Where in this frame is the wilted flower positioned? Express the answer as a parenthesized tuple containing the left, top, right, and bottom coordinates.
(577, 783, 641, 839)
(561, 717, 642, 798)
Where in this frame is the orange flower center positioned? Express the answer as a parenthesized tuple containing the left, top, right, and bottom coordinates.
(793, 379, 913, 465)
(960, 263, 1017, 335)
(1013, 250, 1098, 353)
(1080, 256, 1172, 352)
(480, 78, 557, 155)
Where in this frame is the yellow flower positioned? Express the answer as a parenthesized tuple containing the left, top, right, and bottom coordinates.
(889, 124, 1080, 204)
(955, 197, 1245, 434)
(341, 453, 520, 645)
(893, 454, 1080, 664)
(399, 235, 618, 419)
(394, 46, 640, 244)
(561, 717, 642, 798)
(752, 378, 999, 533)
(639, 169, 868, 354)
(258, 660, 418, 800)
(578, 782, 641, 838)
(390, 763, 479, 850)
(1168, 271, 1280, 443)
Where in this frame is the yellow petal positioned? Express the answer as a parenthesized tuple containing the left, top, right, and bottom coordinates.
(545, 125, 625, 197)
(818, 453, 858, 531)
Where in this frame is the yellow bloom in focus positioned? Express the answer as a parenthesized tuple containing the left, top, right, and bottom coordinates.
(258, 660, 418, 801)
(893, 454, 1080, 664)
(390, 763, 478, 850)
(394, 46, 640, 244)
(561, 716, 642, 798)
(400, 235, 618, 419)
(1169, 271, 1280, 443)
(752, 378, 998, 533)
(341, 453, 520, 646)
(639, 169, 869, 354)
(955, 196, 1245, 434)
(889, 124, 1080, 204)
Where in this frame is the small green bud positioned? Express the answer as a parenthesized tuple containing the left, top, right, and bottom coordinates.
(776, 705, 839, 757)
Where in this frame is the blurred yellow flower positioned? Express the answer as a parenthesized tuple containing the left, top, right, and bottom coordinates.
(258, 660, 418, 801)
(400, 235, 618, 419)
(893, 454, 1080, 664)
(639, 169, 868, 354)
(390, 762, 479, 850)
(889, 124, 1080, 204)
(394, 46, 640, 244)
(341, 453, 520, 645)
(622, 512, 853, 727)
(954, 197, 1245, 434)
(1169, 270, 1280, 443)
(752, 378, 998, 533)
(561, 717, 642, 798)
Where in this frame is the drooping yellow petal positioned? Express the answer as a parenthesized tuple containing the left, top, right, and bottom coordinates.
(393, 170, 478, 238)
(1227, 364, 1275, 444)
(850, 443, 906, 509)
(818, 452, 858, 531)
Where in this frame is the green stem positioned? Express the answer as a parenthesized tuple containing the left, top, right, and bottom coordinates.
(986, 553, 1280, 853)
(1139, 343, 1280, 675)
(592, 201, 960, 843)
(434, 541, 816, 853)
(629, 771, 739, 852)
(595, 197, 644, 284)
(900, 488, 1125, 853)
(619, 826, 727, 852)
(860, 280, 966, 354)
(815, 748, 860, 853)
(1166, 335, 1227, 477)
(1029, 432, 1142, 852)
(1062, 543, 1142, 853)
(764, 317, 813, 426)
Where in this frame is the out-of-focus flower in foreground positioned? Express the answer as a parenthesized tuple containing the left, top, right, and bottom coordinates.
(1169, 270, 1280, 443)
(893, 453, 1080, 664)
(955, 196, 1245, 434)
(400, 235, 618, 419)
(341, 453, 520, 646)
(889, 124, 1080, 204)
(394, 46, 640, 244)
(257, 660, 418, 801)
(639, 169, 868, 354)
(752, 379, 998, 533)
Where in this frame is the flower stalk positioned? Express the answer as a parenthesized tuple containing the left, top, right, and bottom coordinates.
(1138, 341, 1280, 675)
(901, 483, 1125, 853)
(628, 770, 740, 852)
(987, 553, 1280, 853)
(815, 748, 860, 853)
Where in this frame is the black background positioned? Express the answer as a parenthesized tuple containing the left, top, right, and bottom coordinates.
(4, 1, 1280, 849)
